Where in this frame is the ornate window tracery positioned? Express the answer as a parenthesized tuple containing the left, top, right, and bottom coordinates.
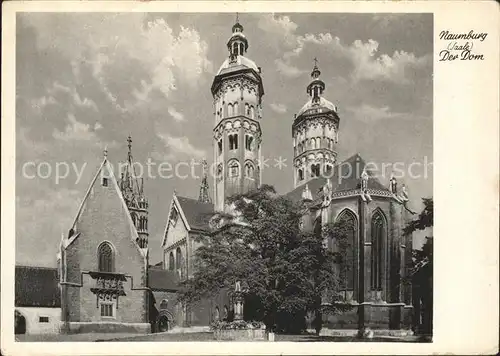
(336, 210, 356, 290)
(98, 242, 114, 273)
(371, 210, 386, 291)
(228, 160, 240, 177)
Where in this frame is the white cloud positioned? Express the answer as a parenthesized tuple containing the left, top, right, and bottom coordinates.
(262, 14, 430, 85)
(31, 96, 57, 112)
(47, 81, 99, 111)
(94, 122, 103, 131)
(275, 58, 304, 78)
(346, 104, 415, 122)
(155, 132, 206, 161)
(24, 14, 212, 105)
(168, 107, 185, 122)
(53, 114, 98, 142)
(257, 14, 298, 48)
(270, 103, 288, 114)
(16, 186, 83, 256)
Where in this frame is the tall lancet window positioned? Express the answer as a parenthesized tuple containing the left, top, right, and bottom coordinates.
(169, 251, 175, 271)
(176, 247, 183, 278)
(371, 210, 386, 291)
(98, 242, 114, 273)
(336, 210, 356, 290)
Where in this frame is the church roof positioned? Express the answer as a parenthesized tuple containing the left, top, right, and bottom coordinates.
(297, 96, 337, 117)
(64, 157, 147, 258)
(176, 196, 215, 232)
(15, 265, 60, 308)
(217, 55, 259, 76)
(147, 268, 180, 292)
(286, 153, 389, 202)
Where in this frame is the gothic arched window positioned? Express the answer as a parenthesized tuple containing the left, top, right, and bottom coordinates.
(169, 251, 175, 271)
(216, 163, 223, 181)
(159, 299, 168, 310)
(176, 247, 183, 278)
(228, 103, 233, 117)
(245, 162, 255, 178)
(245, 103, 249, 116)
(371, 210, 386, 291)
(245, 135, 254, 151)
(229, 134, 238, 150)
(311, 163, 320, 177)
(234, 102, 239, 115)
(239, 43, 244, 55)
(298, 168, 304, 181)
(250, 106, 255, 119)
(228, 159, 240, 177)
(214, 306, 220, 321)
(336, 210, 356, 290)
(98, 242, 114, 273)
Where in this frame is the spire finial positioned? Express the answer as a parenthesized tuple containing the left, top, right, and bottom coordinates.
(199, 158, 212, 204)
(127, 135, 133, 162)
(236, 12, 239, 23)
(311, 57, 321, 79)
(103, 145, 108, 159)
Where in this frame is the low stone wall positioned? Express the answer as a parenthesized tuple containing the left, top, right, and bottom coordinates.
(320, 328, 414, 337)
(63, 322, 151, 334)
(165, 326, 211, 334)
(213, 329, 266, 341)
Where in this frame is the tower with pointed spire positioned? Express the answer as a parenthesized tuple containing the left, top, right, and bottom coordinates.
(198, 159, 212, 204)
(211, 16, 265, 211)
(292, 59, 340, 188)
(119, 136, 149, 248)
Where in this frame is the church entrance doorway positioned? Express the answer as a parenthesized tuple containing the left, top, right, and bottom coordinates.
(15, 310, 26, 334)
(158, 315, 170, 332)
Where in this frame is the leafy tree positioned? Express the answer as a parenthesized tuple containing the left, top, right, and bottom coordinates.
(404, 197, 433, 337)
(178, 184, 351, 333)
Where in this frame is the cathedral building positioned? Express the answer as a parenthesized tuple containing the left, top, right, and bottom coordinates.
(161, 19, 415, 333)
(286, 62, 414, 330)
(16, 18, 414, 335)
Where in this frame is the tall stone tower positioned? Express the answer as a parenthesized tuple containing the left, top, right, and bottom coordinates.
(211, 18, 264, 212)
(292, 60, 340, 188)
(119, 136, 149, 248)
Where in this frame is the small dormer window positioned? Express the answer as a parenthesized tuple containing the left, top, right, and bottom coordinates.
(102, 177, 108, 187)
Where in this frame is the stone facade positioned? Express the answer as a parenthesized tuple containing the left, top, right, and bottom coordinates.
(59, 151, 151, 334)
(212, 20, 264, 212)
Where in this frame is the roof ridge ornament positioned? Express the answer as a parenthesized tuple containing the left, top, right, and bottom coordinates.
(360, 168, 372, 202)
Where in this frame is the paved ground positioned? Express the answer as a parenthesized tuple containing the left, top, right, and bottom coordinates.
(17, 332, 425, 343)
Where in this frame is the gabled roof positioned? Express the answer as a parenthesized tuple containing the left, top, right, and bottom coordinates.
(286, 153, 390, 202)
(161, 194, 215, 247)
(15, 265, 60, 308)
(64, 157, 146, 258)
(147, 268, 180, 291)
(176, 195, 215, 231)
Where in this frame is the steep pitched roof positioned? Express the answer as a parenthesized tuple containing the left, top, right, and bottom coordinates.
(64, 157, 146, 258)
(15, 265, 60, 308)
(176, 195, 215, 232)
(286, 153, 389, 202)
(147, 268, 180, 291)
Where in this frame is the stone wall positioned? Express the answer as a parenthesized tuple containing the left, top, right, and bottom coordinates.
(16, 307, 61, 335)
(63, 166, 148, 328)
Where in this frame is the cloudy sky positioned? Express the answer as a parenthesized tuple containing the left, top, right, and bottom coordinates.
(16, 13, 433, 267)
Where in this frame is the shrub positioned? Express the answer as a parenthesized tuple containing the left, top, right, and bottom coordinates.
(210, 320, 265, 331)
